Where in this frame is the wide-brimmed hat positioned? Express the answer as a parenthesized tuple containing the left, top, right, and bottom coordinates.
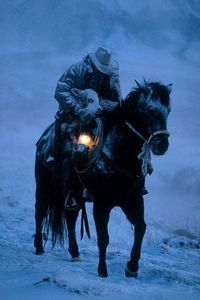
(89, 47, 118, 74)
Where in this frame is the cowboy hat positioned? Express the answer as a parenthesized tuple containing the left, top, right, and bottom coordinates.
(89, 46, 118, 74)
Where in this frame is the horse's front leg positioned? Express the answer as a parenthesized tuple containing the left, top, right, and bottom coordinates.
(122, 195, 146, 277)
(65, 210, 80, 259)
(93, 202, 111, 277)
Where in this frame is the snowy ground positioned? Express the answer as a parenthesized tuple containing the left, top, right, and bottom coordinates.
(0, 46, 200, 300)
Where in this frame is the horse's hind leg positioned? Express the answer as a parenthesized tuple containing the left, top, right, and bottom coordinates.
(121, 195, 146, 277)
(93, 203, 111, 277)
(34, 194, 47, 254)
(65, 210, 80, 259)
(34, 159, 49, 255)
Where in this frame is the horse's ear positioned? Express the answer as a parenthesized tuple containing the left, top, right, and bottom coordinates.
(135, 80, 142, 89)
(166, 84, 173, 94)
(143, 77, 149, 86)
(71, 88, 83, 98)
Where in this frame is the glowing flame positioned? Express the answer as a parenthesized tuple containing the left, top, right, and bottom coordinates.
(78, 134, 94, 148)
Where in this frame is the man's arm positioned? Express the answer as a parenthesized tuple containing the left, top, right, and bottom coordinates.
(109, 67, 122, 103)
(54, 62, 89, 115)
(98, 67, 122, 117)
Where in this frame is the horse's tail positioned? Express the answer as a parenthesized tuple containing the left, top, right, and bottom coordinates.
(35, 146, 66, 248)
(47, 165, 66, 247)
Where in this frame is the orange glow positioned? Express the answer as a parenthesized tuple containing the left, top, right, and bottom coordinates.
(78, 134, 94, 148)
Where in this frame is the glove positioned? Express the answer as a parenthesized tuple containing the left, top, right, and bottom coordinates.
(99, 98, 119, 113)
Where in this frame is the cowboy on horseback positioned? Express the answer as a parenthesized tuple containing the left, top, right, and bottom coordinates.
(53, 46, 122, 210)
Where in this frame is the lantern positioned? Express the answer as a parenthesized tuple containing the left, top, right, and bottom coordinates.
(77, 133, 95, 149)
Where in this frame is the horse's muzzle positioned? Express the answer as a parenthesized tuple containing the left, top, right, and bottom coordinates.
(150, 135, 169, 155)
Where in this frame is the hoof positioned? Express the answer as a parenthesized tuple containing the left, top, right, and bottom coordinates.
(125, 260, 138, 278)
(125, 265, 138, 278)
(98, 265, 108, 277)
(35, 248, 45, 255)
(98, 272, 108, 278)
(125, 266, 138, 278)
(71, 256, 81, 262)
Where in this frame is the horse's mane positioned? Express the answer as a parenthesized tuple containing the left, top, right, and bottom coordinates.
(122, 80, 171, 117)
(124, 80, 171, 109)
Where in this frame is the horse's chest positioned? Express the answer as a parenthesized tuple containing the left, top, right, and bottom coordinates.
(95, 159, 115, 176)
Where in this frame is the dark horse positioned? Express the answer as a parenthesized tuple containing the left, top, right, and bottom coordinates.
(34, 81, 172, 278)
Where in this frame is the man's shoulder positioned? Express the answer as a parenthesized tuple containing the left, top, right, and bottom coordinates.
(66, 55, 92, 75)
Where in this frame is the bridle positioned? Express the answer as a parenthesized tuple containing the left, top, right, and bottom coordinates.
(125, 120, 170, 176)
(125, 121, 170, 144)
(122, 86, 170, 176)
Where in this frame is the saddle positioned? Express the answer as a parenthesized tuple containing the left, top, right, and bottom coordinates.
(36, 122, 56, 165)
(36, 118, 104, 172)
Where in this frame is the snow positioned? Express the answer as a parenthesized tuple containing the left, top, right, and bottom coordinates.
(0, 1, 200, 299)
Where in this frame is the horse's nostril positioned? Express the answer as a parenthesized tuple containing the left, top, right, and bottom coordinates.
(152, 138, 169, 155)
(157, 141, 163, 150)
(97, 108, 102, 113)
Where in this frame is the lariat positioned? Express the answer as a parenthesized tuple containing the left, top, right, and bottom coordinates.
(137, 141, 151, 177)
(125, 121, 169, 177)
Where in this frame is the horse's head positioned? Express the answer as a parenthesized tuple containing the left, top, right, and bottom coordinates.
(122, 81, 172, 156)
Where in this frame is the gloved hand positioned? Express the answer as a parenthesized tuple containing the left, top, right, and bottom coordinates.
(99, 98, 119, 113)
(110, 68, 120, 85)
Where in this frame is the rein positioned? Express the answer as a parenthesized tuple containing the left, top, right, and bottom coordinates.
(125, 121, 169, 144)
(125, 121, 170, 176)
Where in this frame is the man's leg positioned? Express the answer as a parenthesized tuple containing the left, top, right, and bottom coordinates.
(62, 153, 80, 211)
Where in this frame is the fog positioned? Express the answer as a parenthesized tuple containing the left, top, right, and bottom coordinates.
(0, 0, 200, 237)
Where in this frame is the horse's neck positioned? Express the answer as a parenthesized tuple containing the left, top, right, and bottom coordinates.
(102, 121, 142, 174)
